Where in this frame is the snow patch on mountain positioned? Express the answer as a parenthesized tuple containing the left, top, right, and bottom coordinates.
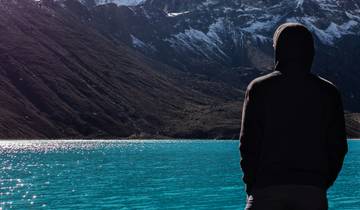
(202, 0, 219, 7)
(325, 20, 358, 38)
(316, 0, 344, 12)
(90, 0, 145, 6)
(296, 0, 304, 8)
(209, 18, 242, 47)
(165, 26, 228, 60)
(167, 11, 190, 17)
(287, 16, 359, 45)
(131, 34, 146, 48)
(346, 11, 360, 22)
(252, 34, 271, 44)
(242, 15, 281, 34)
(207, 18, 226, 44)
(131, 34, 157, 53)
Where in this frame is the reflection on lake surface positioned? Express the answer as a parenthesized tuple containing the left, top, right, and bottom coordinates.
(0, 140, 359, 209)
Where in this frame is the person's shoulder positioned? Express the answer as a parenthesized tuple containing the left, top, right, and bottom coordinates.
(246, 71, 282, 91)
(309, 74, 341, 97)
(310, 74, 338, 91)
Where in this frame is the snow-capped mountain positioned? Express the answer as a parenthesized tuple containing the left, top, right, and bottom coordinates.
(72, 0, 360, 111)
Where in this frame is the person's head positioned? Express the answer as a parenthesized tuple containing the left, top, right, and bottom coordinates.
(273, 23, 315, 76)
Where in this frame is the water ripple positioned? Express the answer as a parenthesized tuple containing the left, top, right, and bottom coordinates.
(0, 140, 358, 209)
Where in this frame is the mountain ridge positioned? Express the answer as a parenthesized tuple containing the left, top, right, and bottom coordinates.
(77, 0, 360, 111)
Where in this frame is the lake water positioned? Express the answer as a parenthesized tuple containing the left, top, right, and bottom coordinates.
(0, 140, 359, 209)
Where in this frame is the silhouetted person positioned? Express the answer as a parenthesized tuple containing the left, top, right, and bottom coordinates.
(240, 23, 348, 210)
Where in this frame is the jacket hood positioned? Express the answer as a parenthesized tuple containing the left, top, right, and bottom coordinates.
(273, 23, 315, 77)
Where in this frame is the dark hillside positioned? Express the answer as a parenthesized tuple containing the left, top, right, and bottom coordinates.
(0, 0, 242, 139)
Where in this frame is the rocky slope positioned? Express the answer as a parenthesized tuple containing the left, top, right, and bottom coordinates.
(0, 0, 243, 139)
(78, 0, 360, 111)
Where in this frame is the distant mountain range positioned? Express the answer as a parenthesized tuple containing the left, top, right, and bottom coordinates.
(0, 0, 358, 138)
(79, 0, 360, 111)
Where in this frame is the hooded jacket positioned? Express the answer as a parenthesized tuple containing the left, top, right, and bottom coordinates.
(239, 23, 348, 194)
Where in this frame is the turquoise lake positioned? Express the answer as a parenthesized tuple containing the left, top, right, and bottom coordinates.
(0, 140, 359, 209)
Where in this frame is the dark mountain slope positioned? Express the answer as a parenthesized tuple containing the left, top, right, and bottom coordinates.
(0, 0, 242, 139)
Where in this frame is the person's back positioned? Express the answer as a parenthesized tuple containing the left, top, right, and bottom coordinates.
(240, 23, 348, 210)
